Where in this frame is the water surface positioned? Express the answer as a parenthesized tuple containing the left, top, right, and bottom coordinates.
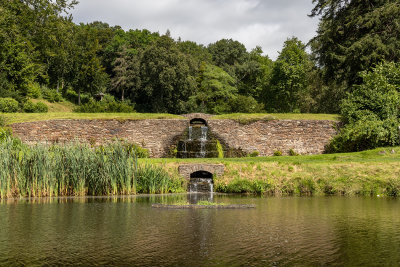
(1, 195, 399, 266)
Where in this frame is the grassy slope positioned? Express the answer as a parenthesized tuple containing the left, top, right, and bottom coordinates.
(30, 99, 77, 113)
(2, 112, 185, 125)
(2, 112, 339, 125)
(146, 147, 400, 196)
(212, 113, 339, 122)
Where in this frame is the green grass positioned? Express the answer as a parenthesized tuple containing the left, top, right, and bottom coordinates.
(2, 112, 339, 125)
(1, 112, 185, 125)
(211, 113, 340, 123)
(30, 99, 77, 113)
(147, 147, 400, 196)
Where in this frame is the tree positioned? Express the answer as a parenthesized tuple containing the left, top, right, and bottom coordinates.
(188, 63, 238, 114)
(310, 0, 400, 86)
(264, 37, 312, 112)
(111, 47, 140, 101)
(70, 24, 109, 105)
(134, 35, 197, 113)
(208, 39, 248, 76)
(328, 62, 400, 152)
(0, 2, 38, 95)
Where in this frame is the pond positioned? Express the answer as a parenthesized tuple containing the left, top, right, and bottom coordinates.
(1, 195, 399, 266)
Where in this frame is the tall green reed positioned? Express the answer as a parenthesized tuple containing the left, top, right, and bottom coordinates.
(0, 138, 183, 199)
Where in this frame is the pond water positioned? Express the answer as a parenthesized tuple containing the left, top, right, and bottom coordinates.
(1, 195, 400, 266)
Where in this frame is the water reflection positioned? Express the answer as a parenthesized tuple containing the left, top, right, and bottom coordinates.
(0, 196, 399, 266)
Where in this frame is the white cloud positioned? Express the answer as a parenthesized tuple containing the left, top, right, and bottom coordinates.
(71, 0, 319, 59)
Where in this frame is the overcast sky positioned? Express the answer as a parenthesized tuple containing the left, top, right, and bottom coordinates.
(71, 0, 319, 60)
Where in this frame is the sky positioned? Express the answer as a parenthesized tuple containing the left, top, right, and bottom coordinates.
(71, 0, 319, 60)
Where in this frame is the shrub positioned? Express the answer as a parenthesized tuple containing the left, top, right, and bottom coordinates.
(0, 98, 19, 113)
(249, 151, 260, 157)
(74, 96, 134, 113)
(329, 62, 400, 152)
(64, 88, 90, 105)
(34, 102, 48, 113)
(229, 95, 265, 113)
(273, 150, 282, 156)
(27, 83, 41, 99)
(289, 149, 298, 156)
(42, 86, 62, 103)
(23, 100, 48, 113)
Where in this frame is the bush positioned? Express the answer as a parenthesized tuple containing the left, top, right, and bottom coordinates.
(74, 95, 134, 113)
(229, 95, 264, 113)
(249, 151, 259, 157)
(27, 83, 41, 99)
(0, 98, 19, 113)
(273, 150, 282, 156)
(42, 87, 62, 103)
(34, 102, 48, 113)
(289, 149, 298, 156)
(23, 100, 48, 113)
(328, 62, 400, 152)
(64, 88, 90, 105)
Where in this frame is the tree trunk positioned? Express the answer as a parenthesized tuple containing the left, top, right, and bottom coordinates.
(78, 89, 81, 106)
(122, 88, 125, 102)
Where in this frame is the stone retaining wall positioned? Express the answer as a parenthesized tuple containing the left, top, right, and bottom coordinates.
(209, 119, 338, 156)
(10, 115, 338, 157)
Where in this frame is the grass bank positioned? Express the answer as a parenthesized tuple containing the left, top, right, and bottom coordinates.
(211, 113, 339, 123)
(1, 112, 185, 125)
(1, 112, 339, 125)
(148, 147, 400, 197)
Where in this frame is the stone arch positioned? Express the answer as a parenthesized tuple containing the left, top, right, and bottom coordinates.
(178, 164, 225, 180)
(190, 118, 208, 126)
(190, 170, 213, 179)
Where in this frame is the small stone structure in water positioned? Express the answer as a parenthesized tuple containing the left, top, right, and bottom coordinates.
(178, 164, 224, 193)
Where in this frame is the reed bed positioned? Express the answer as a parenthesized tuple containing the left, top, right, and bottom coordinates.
(0, 138, 184, 199)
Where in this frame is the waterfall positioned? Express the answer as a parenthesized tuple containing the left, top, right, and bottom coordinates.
(200, 126, 208, 141)
(188, 126, 193, 141)
(189, 178, 213, 193)
(199, 141, 206, 158)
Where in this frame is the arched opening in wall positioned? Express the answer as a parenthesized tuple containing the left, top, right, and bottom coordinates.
(190, 118, 207, 127)
(189, 170, 213, 193)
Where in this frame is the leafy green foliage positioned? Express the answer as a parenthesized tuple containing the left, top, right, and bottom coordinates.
(134, 35, 197, 113)
(328, 62, 400, 152)
(0, 98, 19, 112)
(265, 37, 312, 112)
(74, 95, 134, 113)
(310, 0, 400, 86)
(0, 139, 183, 199)
(23, 100, 48, 113)
(188, 63, 237, 114)
(41, 87, 63, 103)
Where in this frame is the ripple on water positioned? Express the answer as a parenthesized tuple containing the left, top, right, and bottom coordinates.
(0, 196, 400, 266)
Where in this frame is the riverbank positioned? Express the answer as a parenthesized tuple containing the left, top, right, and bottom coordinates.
(148, 146, 400, 196)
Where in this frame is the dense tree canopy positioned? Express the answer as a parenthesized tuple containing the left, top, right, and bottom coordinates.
(310, 0, 400, 86)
